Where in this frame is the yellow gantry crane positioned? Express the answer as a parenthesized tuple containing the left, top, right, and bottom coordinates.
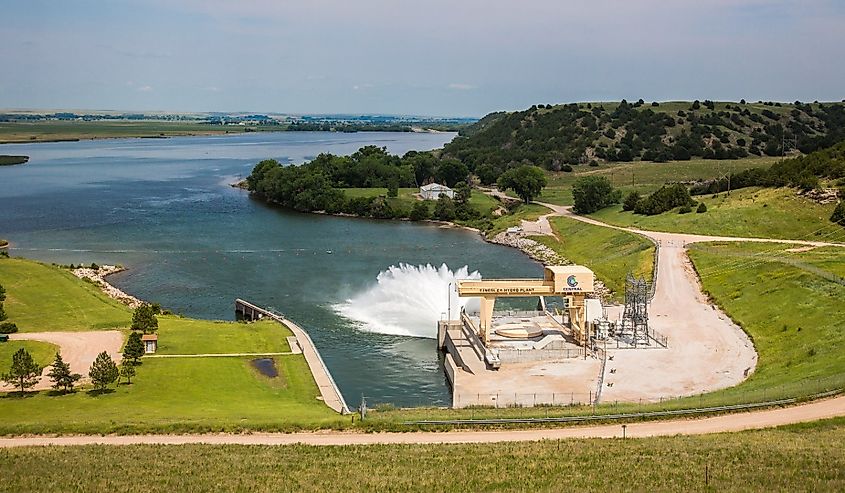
(457, 265, 595, 345)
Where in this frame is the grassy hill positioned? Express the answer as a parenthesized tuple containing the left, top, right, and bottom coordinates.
(443, 100, 845, 181)
(591, 187, 845, 242)
(2, 418, 844, 491)
(0, 259, 131, 331)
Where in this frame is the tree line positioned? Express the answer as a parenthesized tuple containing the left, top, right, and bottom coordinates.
(441, 100, 845, 179)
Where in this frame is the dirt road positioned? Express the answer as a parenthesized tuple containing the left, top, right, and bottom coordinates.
(0, 394, 841, 447)
(1, 331, 124, 391)
(506, 199, 844, 402)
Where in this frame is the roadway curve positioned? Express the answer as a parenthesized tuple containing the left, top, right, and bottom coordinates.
(0, 394, 842, 447)
(534, 201, 844, 402)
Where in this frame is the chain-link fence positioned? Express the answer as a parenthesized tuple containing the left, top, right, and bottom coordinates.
(446, 373, 844, 416)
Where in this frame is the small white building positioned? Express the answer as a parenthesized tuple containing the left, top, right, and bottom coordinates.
(420, 183, 454, 200)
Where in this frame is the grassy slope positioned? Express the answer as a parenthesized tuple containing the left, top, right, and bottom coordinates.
(0, 341, 58, 370)
(532, 215, 654, 298)
(0, 258, 339, 434)
(155, 317, 290, 355)
(1, 419, 843, 492)
(688, 243, 845, 394)
(539, 156, 778, 206)
(0, 259, 131, 331)
(591, 187, 845, 242)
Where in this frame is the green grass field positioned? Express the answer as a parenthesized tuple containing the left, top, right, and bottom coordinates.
(1, 418, 843, 492)
(539, 157, 778, 206)
(0, 120, 277, 144)
(155, 317, 290, 355)
(532, 215, 654, 298)
(0, 355, 340, 435)
(591, 187, 845, 242)
(0, 259, 131, 331)
(0, 340, 57, 371)
(0, 258, 341, 434)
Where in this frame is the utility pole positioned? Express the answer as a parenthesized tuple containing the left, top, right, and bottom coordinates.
(447, 282, 452, 321)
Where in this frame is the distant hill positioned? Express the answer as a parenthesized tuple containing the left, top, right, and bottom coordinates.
(442, 100, 845, 183)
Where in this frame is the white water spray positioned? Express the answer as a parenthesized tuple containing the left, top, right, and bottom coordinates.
(334, 263, 481, 338)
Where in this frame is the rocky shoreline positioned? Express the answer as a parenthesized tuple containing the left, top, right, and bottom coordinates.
(72, 265, 144, 308)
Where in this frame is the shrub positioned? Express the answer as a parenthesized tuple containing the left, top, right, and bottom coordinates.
(697, 202, 708, 213)
(0, 322, 18, 334)
(679, 205, 692, 214)
(622, 191, 641, 212)
(634, 184, 695, 215)
(561, 164, 573, 172)
(409, 201, 430, 221)
(433, 195, 456, 221)
(831, 202, 845, 226)
(572, 176, 622, 214)
(0, 303, 6, 322)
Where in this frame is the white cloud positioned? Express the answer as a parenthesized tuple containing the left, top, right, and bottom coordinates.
(137, 85, 153, 92)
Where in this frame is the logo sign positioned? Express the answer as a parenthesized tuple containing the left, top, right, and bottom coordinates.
(566, 275, 579, 288)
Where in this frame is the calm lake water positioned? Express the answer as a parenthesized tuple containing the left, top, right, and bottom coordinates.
(0, 132, 540, 407)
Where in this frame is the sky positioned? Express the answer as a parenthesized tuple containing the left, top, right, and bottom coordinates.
(1, 0, 844, 117)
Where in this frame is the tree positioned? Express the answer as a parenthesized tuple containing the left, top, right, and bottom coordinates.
(2, 348, 41, 393)
(131, 304, 158, 333)
(622, 191, 641, 212)
(697, 202, 708, 213)
(89, 351, 118, 391)
(433, 195, 456, 221)
(831, 202, 845, 226)
(123, 331, 145, 365)
(453, 182, 472, 205)
(409, 201, 430, 221)
(434, 159, 469, 187)
(0, 302, 6, 322)
(496, 165, 547, 203)
(0, 322, 18, 334)
(47, 352, 81, 393)
(572, 176, 622, 214)
(119, 359, 136, 385)
(0, 282, 5, 301)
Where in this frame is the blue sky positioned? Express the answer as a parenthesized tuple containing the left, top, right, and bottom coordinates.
(1, 0, 843, 116)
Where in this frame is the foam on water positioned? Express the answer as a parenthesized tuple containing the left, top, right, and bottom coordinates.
(335, 263, 481, 338)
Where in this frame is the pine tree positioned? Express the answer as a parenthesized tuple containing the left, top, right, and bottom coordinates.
(89, 351, 118, 391)
(2, 348, 41, 393)
(131, 304, 158, 333)
(47, 352, 81, 393)
(119, 359, 136, 385)
(123, 331, 145, 365)
(0, 302, 6, 322)
(0, 282, 6, 301)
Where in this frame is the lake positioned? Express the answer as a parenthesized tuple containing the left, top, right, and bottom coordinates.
(0, 131, 541, 407)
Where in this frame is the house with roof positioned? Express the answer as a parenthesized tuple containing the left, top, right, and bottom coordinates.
(419, 183, 454, 200)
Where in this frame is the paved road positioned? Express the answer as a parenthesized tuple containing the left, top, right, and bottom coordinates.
(0, 395, 841, 447)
